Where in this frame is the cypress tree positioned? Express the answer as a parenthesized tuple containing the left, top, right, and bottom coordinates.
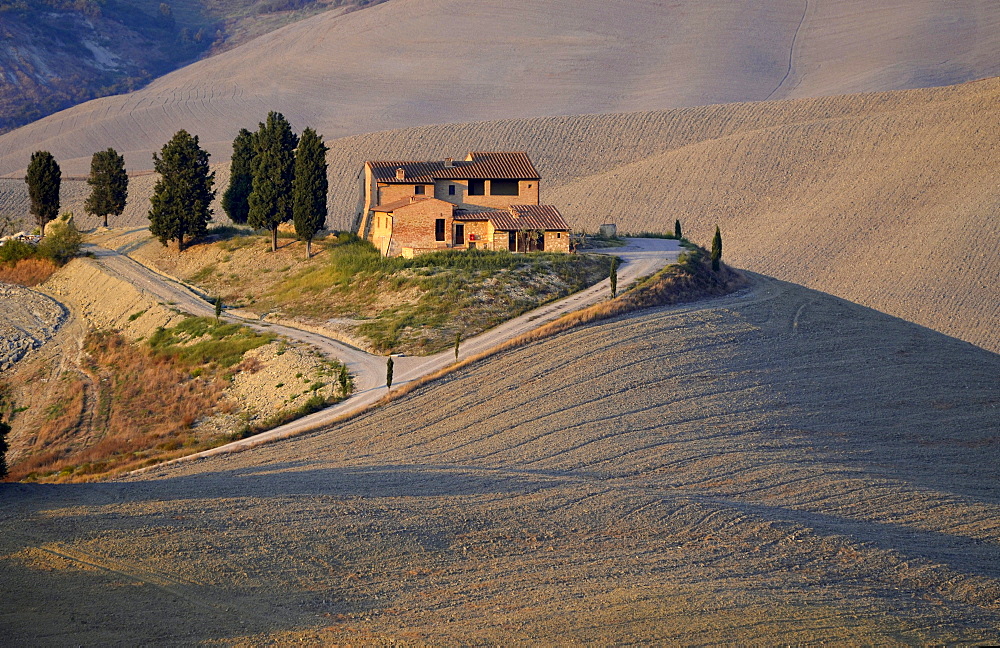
(610, 256, 619, 298)
(222, 128, 254, 225)
(292, 127, 328, 258)
(711, 225, 723, 272)
(386, 356, 394, 389)
(85, 148, 128, 228)
(454, 331, 461, 361)
(26, 151, 61, 236)
(0, 411, 9, 480)
(674, 219, 682, 239)
(248, 112, 298, 252)
(338, 365, 350, 398)
(148, 130, 216, 252)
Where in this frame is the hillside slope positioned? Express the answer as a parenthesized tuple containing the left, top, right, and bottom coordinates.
(1, 0, 998, 176)
(3, 278, 999, 643)
(19, 77, 993, 354)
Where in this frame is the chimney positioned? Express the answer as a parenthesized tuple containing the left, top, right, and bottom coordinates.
(444, 157, 454, 168)
(395, 167, 405, 180)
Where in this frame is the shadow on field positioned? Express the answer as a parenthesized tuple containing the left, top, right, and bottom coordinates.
(741, 280, 1000, 505)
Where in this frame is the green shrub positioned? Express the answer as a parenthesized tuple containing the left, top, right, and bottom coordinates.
(37, 222, 82, 264)
(0, 239, 36, 264)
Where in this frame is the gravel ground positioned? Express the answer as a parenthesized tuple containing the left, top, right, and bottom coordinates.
(0, 283, 67, 372)
(2, 275, 998, 645)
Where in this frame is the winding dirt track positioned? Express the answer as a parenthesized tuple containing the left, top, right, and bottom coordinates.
(3, 273, 998, 645)
(88, 238, 680, 461)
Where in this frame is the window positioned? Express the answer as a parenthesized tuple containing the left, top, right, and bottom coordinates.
(468, 179, 485, 196)
(448, 184, 455, 195)
(435, 219, 445, 241)
(415, 185, 425, 195)
(491, 180, 519, 196)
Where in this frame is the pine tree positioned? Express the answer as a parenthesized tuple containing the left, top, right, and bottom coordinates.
(249, 112, 298, 252)
(85, 148, 128, 228)
(292, 127, 328, 258)
(711, 225, 723, 272)
(25, 151, 61, 236)
(674, 219, 682, 239)
(222, 129, 254, 225)
(148, 130, 216, 252)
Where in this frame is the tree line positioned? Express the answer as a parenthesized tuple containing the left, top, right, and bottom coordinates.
(146, 111, 328, 256)
(21, 111, 328, 258)
(24, 147, 128, 235)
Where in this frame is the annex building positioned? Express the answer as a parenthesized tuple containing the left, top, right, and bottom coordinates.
(359, 152, 570, 257)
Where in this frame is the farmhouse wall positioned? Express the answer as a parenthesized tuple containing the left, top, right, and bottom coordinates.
(387, 199, 455, 252)
(435, 179, 539, 212)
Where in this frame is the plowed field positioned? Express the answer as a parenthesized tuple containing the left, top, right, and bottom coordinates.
(3, 276, 998, 644)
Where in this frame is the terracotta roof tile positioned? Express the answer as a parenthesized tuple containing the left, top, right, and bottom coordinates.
(368, 152, 540, 183)
(489, 205, 569, 231)
(371, 196, 436, 212)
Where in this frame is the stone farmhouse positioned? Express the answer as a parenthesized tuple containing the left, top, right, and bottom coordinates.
(358, 152, 570, 257)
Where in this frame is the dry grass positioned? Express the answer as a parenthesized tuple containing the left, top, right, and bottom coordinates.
(8, 331, 233, 483)
(0, 258, 59, 286)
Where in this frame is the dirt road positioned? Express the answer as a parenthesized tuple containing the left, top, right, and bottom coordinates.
(88, 238, 681, 461)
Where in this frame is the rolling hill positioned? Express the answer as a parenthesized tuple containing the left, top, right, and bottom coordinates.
(3, 276, 999, 643)
(6, 77, 996, 355)
(0, 0, 998, 176)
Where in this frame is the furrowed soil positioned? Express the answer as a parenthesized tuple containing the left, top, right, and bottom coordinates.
(3, 276, 998, 644)
(0, 0, 997, 177)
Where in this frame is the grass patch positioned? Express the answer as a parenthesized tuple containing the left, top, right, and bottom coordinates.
(147, 316, 275, 369)
(176, 232, 613, 355)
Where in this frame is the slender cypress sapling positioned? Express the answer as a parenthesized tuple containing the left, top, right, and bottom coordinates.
(711, 225, 723, 272)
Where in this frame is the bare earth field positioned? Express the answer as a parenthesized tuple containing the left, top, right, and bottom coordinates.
(0, 0, 997, 176)
(3, 276, 998, 644)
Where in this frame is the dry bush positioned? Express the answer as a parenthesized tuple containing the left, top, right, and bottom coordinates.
(0, 258, 58, 286)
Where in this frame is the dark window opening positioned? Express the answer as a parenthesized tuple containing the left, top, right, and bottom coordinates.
(468, 179, 485, 196)
(435, 219, 445, 241)
(491, 180, 519, 196)
(508, 230, 544, 252)
(415, 185, 425, 195)
(454, 223, 465, 245)
(448, 184, 456, 195)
